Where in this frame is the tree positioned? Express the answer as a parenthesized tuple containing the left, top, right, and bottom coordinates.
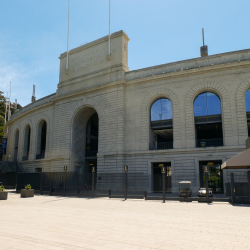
(0, 91, 22, 158)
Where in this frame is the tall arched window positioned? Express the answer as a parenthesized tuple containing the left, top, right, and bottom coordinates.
(36, 120, 47, 159)
(150, 98, 173, 150)
(245, 89, 250, 136)
(23, 125, 31, 161)
(194, 92, 223, 147)
(14, 129, 19, 161)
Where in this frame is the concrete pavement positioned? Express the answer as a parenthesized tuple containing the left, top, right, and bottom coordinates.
(0, 192, 250, 250)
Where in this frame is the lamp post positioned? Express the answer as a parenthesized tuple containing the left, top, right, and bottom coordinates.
(124, 165, 128, 200)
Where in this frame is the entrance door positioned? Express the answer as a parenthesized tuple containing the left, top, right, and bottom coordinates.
(152, 162, 172, 192)
(199, 160, 223, 193)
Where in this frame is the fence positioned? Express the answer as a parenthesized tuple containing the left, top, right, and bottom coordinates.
(225, 172, 250, 204)
(16, 171, 248, 203)
(0, 172, 16, 188)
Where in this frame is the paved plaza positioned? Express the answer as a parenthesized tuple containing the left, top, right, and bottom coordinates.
(1, 192, 250, 250)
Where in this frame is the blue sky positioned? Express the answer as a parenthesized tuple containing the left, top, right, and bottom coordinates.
(1, 0, 250, 107)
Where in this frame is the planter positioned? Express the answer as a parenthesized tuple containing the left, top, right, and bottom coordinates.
(21, 189, 34, 198)
(0, 191, 8, 200)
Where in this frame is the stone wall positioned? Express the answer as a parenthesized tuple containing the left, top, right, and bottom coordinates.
(3, 31, 250, 192)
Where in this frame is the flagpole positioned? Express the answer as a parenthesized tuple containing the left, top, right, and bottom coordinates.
(108, 0, 111, 55)
(8, 81, 11, 121)
(4, 92, 8, 124)
(66, 0, 70, 70)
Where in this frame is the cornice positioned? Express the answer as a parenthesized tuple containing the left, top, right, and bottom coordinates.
(126, 60, 250, 85)
(53, 79, 126, 103)
(58, 63, 126, 87)
(98, 146, 246, 157)
(21, 157, 65, 164)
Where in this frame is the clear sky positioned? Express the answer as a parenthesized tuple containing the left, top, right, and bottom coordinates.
(1, 0, 250, 107)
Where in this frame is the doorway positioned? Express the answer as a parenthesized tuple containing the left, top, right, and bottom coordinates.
(199, 160, 223, 193)
(152, 162, 172, 192)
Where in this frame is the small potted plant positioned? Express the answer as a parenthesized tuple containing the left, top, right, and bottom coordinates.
(0, 185, 8, 200)
(21, 184, 34, 198)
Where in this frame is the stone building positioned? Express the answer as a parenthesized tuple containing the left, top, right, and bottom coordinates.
(3, 30, 250, 193)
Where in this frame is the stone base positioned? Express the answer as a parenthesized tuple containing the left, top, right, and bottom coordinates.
(0, 191, 8, 200)
(21, 189, 34, 198)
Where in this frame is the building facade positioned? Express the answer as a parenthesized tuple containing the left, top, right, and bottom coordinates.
(3, 30, 250, 193)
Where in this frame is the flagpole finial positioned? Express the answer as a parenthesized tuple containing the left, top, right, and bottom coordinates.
(107, 0, 112, 61)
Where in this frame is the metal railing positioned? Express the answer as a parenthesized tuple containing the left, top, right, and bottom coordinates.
(150, 141, 173, 150)
(196, 138, 223, 147)
(15, 171, 236, 203)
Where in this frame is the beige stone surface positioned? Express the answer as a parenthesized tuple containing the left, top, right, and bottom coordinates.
(1, 192, 250, 250)
(3, 30, 250, 192)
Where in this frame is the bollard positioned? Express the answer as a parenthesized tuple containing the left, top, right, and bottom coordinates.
(230, 173, 235, 204)
(124, 172, 127, 200)
(40, 173, 43, 195)
(50, 176, 52, 196)
(161, 167, 166, 203)
(64, 172, 66, 197)
(144, 191, 147, 201)
(91, 173, 94, 198)
(248, 171, 250, 203)
(205, 172, 209, 203)
(109, 190, 111, 198)
(163, 173, 166, 203)
(77, 173, 80, 196)
(124, 166, 128, 200)
(91, 167, 95, 198)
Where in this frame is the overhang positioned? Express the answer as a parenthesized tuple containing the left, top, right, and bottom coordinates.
(221, 148, 250, 169)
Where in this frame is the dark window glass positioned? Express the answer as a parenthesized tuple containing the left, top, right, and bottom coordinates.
(245, 89, 250, 112)
(194, 92, 221, 117)
(151, 99, 172, 121)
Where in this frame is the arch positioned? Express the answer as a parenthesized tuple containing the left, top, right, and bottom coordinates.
(69, 97, 104, 151)
(141, 88, 181, 149)
(36, 119, 47, 159)
(11, 124, 21, 161)
(236, 76, 250, 142)
(23, 123, 31, 160)
(13, 128, 20, 161)
(185, 81, 232, 147)
(35, 115, 50, 158)
(71, 105, 99, 173)
(151, 98, 173, 121)
(194, 92, 221, 117)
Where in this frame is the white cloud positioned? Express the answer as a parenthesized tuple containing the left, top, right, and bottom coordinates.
(0, 33, 61, 107)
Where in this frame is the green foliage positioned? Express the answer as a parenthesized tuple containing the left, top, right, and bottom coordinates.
(0, 91, 22, 144)
(25, 184, 31, 190)
(0, 185, 5, 192)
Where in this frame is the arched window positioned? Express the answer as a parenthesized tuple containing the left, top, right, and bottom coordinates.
(194, 92, 223, 147)
(150, 98, 173, 150)
(151, 98, 172, 121)
(245, 89, 250, 136)
(23, 125, 31, 161)
(36, 120, 47, 159)
(14, 129, 19, 161)
(194, 92, 221, 117)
